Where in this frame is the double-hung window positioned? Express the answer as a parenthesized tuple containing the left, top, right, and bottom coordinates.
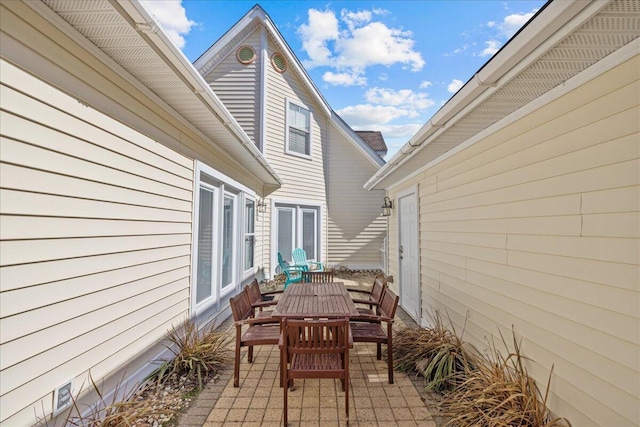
(286, 99, 311, 157)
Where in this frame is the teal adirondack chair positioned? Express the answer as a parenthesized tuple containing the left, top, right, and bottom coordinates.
(291, 248, 324, 272)
(277, 252, 304, 289)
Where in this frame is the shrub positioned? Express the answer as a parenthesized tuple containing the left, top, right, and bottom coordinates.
(158, 318, 232, 391)
(394, 311, 479, 392)
(438, 329, 571, 427)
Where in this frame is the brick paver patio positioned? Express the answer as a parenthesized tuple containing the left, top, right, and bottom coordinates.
(178, 277, 437, 427)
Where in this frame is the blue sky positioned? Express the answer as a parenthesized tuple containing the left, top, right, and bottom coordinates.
(141, 0, 546, 159)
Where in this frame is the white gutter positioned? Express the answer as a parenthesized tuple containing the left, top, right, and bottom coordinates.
(364, 0, 606, 191)
(114, 0, 282, 187)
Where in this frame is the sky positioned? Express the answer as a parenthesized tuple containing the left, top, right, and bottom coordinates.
(141, 0, 546, 159)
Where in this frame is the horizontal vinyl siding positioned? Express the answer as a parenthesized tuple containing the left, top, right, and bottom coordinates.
(263, 35, 328, 267)
(389, 55, 640, 426)
(0, 60, 193, 424)
(205, 29, 261, 144)
(327, 125, 386, 269)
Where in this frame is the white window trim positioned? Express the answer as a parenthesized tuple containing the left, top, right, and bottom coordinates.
(242, 195, 257, 279)
(191, 161, 257, 316)
(285, 98, 313, 160)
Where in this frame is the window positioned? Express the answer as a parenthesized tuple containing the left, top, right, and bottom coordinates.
(192, 162, 257, 314)
(274, 204, 321, 269)
(286, 100, 311, 157)
(244, 199, 255, 271)
(196, 185, 216, 304)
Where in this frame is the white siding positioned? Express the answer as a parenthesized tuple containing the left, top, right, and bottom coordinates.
(205, 29, 261, 144)
(388, 55, 639, 425)
(262, 35, 328, 270)
(0, 60, 193, 425)
(327, 125, 387, 269)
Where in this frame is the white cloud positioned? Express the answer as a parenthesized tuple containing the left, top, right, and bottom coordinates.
(140, 0, 195, 49)
(419, 80, 432, 89)
(298, 9, 340, 66)
(479, 39, 501, 57)
(447, 79, 464, 94)
(378, 73, 388, 81)
(298, 7, 424, 83)
(336, 104, 413, 127)
(499, 11, 537, 38)
(322, 71, 367, 86)
(365, 87, 434, 110)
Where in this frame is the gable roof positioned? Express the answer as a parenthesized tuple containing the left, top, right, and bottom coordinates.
(355, 131, 388, 153)
(27, 0, 282, 190)
(194, 4, 385, 168)
(365, 0, 640, 190)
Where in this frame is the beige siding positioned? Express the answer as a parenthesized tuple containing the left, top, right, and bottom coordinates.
(327, 125, 387, 268)
(388, 55, 639, 425)
(205, 29, 261, 144)
(0, 60, 193, 425)
(262, 35, 328, 269)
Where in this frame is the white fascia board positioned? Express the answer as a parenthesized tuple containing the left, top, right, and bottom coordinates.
(364, 0, 611, 191)
(116, 1, 282, 188)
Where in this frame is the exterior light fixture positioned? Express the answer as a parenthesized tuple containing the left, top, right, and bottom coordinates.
(381, 196, 393, 217)
(257, 198, 267, 213)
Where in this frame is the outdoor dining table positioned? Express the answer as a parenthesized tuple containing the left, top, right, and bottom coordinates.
(273, 281, 359, 389)
(271, 281, 360, 319)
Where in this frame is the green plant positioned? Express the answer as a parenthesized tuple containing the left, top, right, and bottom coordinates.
(393, 310, 479, 392)
(161, 318, 231, 390)
(439, 328, 571, 427)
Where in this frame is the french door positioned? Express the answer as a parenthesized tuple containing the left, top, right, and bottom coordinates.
(275, 204, 319, 264)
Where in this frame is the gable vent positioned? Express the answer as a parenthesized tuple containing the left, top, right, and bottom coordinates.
(271, 52, 287, 73)
(236, 45, 256, 64)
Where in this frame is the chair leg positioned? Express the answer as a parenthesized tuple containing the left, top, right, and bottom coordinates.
(283, 368, 288, 426)
(377, 343, 382, 360)
(345, 374, 349, 424)
(234, 345, 241, 387)
(388, 337, 394, 384)
(248, 345, 253, 363)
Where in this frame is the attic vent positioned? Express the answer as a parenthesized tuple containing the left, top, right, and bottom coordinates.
(271, 52, 287, 73)
(236, 46, 256, 64)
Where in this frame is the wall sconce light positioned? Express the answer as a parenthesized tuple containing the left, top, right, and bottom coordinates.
(257, 198, 267, 213)
(381, 196, 393, 217)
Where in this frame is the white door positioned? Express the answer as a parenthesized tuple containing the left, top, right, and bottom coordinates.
(398, 190, 420, 322)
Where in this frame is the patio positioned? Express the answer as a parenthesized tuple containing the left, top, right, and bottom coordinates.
(177, 276, 438, 427)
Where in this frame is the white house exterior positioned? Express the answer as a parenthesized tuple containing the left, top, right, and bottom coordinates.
(193, 6, 388, 276)
(0, 1, 284, 424)
(0, 1, 386, 424)
(365, 1, 639, 425)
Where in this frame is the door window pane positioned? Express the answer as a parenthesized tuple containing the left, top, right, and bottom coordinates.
(277, 208, 294, 261)
(196, 188, 214, 303)
(302, 210, 316, 260)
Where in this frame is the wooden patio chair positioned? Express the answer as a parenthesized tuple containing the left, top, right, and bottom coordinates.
(291, 247, 324, 271)
(350, 288, 399, 384)
(281, 317, 350, 425)
(278, 252, 304, 289)
(301, 269, 334, 283)
(348, 277, 387, 316)
(229, 291, 281, 387)
(244, 279, 281, 320)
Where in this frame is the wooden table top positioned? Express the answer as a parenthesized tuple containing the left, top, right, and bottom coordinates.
(272, 282, 359, 319)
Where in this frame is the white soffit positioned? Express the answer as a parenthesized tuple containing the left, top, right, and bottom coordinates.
(38, 0, 281, 188)
(366, 0, 640, 190)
